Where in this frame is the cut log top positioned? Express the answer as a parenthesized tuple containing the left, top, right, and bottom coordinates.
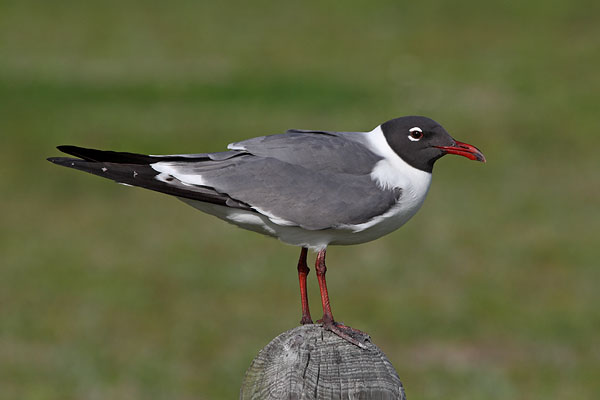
(240, 324, 406, 399)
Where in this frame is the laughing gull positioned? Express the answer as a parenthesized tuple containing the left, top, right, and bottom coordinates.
(48, 116, 485, 347)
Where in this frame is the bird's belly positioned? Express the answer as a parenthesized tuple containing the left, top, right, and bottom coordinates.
(328, 197, 426, 245)
(180, 189, 427, 251)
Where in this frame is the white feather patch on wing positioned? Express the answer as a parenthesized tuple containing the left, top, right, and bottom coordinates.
(252, 206, 297, 227)
(227, 143, 246, 151)
(151, 162, 208, 186)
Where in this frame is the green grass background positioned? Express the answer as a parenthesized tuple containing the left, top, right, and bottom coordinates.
(1, 0, 599, 398)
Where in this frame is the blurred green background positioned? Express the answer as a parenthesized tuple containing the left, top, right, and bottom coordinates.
(1, 0, 599, 398)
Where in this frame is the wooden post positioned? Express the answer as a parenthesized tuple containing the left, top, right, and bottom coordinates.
(240, 324, 406, 399)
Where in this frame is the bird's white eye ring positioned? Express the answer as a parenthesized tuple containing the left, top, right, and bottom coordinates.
(408, 127, 423, 141)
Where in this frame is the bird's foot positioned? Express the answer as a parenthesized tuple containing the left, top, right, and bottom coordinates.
(300, 316, 314, 325)
(319, 318, 370, 349)
(333, 321, 367, 336)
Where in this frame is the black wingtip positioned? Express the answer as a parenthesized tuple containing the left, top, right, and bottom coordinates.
(47, 156, 79, 166)
(56, 145, 88, 158)
(57, 145, 80, 151)
(49, 147, 82, 166)
(47, 156, 63, 163)
(52, 145, 162, 164)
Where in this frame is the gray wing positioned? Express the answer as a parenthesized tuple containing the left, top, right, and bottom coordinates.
(154, 155, 400, 230)
(51, 130, 397, 230)
(228, 130, 381, 174)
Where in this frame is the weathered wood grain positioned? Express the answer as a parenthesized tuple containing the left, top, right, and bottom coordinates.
(240, 324, 406, 399)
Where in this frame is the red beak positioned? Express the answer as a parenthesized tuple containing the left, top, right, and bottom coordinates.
(435, 140, 486, 162)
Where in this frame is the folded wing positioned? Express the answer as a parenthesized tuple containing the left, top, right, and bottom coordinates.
(228, 129, 380, 174)
(49, 130, 400, 230)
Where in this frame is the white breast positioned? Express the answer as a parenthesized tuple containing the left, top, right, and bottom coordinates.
(333, 126, 432, 242)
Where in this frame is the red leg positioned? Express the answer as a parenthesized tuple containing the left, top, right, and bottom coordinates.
(297, 247, 313, 325)
(315, 248, 369, 349)
(315, 249, 335, 324)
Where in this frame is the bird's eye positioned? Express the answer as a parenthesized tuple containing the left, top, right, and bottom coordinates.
(408, 127, 423, 141)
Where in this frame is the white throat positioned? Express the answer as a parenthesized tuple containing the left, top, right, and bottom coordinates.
(363, 125, 432, 193)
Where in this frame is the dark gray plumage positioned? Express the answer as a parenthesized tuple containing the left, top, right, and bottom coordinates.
(150, 130, 400, 230)
(160, 155, 400, 230)
(229, 129, 380, 174)
(49, 130, 401, 230)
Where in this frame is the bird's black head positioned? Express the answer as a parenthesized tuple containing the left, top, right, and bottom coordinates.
(380, 116, 485, 173)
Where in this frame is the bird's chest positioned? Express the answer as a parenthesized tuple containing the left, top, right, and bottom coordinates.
(371, 158, 433, 222)
(332, 174, 431, 244)
(364, 183, 429, 230)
